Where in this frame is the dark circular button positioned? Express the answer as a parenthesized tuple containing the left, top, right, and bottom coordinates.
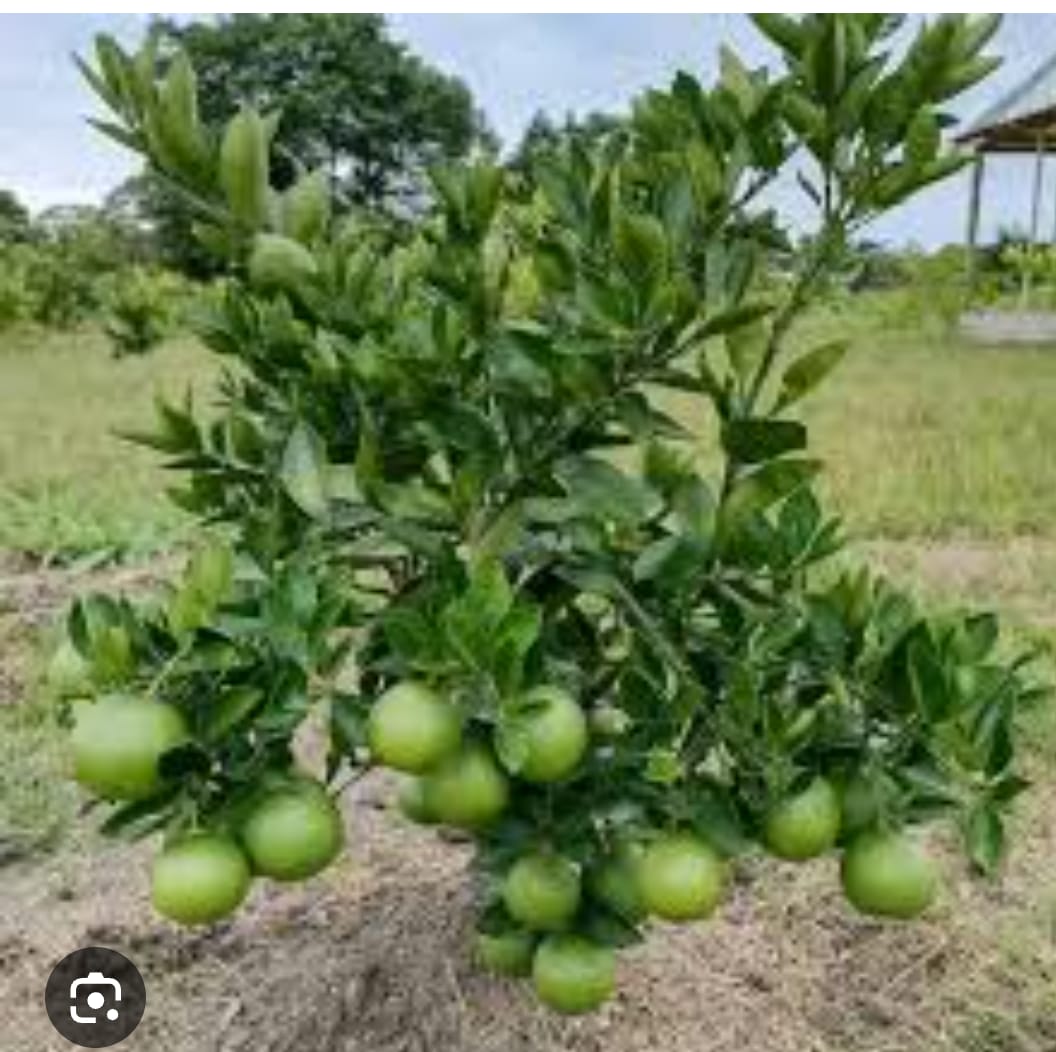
(45, 946, 146, 1047)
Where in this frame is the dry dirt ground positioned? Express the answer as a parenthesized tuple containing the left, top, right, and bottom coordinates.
(1, 548, 1055, 1052)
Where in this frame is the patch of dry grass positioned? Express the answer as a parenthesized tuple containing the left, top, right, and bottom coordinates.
(658, 301, 1056, 542)
(0, 326, 214, 559)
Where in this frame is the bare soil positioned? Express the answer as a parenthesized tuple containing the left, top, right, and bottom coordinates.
(1, 553, 1054, 1052)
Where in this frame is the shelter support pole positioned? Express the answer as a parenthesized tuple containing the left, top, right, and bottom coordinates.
(965, 150, 985, 299)
(1052, 141, 1056, 245)
(1030, 134, 1045, 243)
(1024, 135, 1045, 307)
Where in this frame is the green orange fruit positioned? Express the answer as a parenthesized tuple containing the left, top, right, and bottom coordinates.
(841, 831, 939, 920)
(71, 694, 188, 800)
(764, 777, 841, 861)
(241, 783, 343, 881)
(638, 833, 725, 922)
(152, 834, 251, 925)
(532, 935, 615, 1015)
(367, 682, 461, 774)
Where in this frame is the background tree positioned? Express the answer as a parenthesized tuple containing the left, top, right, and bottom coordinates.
(126, 15, 492, 273)
(157, 15, 491, 200)
(0, 188, 32, 243)
(508, 110, 622, 182)
(104, 174, 214, 276)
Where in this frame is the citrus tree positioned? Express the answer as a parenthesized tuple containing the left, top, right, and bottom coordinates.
(58, 14, 1043, 1015)
(101, 266, 186, 357)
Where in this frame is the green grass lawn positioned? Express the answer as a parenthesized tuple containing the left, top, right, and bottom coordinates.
(807, 312, 1056, 539)
(652, 299, 1056, 543)
(0, 326, 215, 560)
(3, 300, 1056, 563)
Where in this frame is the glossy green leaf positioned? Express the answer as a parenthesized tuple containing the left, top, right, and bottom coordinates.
(280, 422, 330, 519)
(722, 419, 807, 463)
(775, 340, 847, 410)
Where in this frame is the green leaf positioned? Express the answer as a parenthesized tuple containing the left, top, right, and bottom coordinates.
(908, 633, 950, 721)
(167, 584, 207, 637)
(536, 161, 588, 232)
(204, 687, 263, 742)
(615, 392, 689, 441)
(555, 456, 660, 526)
(494, 693, 549, 773)
(86, 117, 141, 152)
(329, 693, 368, 774)
(490, 332, 553, 398)
(940, 56, 1001, 100)
(468, 560, 514, 626)
(580, 904, 644, 948)
(686, 787, 749, 856)
(775, 340, 847, 410)
(158, 742, 211, 781)
(988, 773, 1030, 805)
(672, 477, 717, 542)
(187, 541, 233, 607)
(965, 804, 1004, 875)
(719, 459, 820, 538)
(719, 46, 757, 113)
(722, 419, 807, 463)
(685, 141, 724, 213)
(783, 91, 826, 140)
(493, 604, 542, 698)
(750, 14, 805, 55)
(633, 535, 707, 588)
(807, 15, 848, 104)
(280, 422, 329, 519)
(899, 763, 963, 809)
(958, 14, 1002, 57)
(150, 393, 201, 453)
(382, 607, 443, 668)
(905, 107, 939, 167)
(613, 213, 669, 289)
(76, 51, 121, 111)
(442, 560, 515, 672)
(91, 626, 134, 685)
(100, 792, 179, 840)
(326, 465, 363, 503)
(957, 613, 998, 663)
(699, 300, 774, 339)
(725, 320, 768, 382)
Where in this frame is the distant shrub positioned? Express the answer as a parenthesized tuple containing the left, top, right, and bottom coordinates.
(0, 244, 34, 328)
(1001, 244, 1056, 308)
(23, 245, 100, 328)
(0, 224, 192, 342)
(101, 267, 188, 357)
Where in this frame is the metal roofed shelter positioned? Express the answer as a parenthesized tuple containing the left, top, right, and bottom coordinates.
(957, 50, 1056, 339)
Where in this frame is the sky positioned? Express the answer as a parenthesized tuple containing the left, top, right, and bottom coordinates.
(0, 13, 1054, 248)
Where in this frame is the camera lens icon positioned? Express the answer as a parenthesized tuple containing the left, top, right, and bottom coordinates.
(46, 947, 145, 1047)
(70, 971, 122, 1024)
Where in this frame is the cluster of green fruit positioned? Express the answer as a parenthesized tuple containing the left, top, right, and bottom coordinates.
(372, 681, 587, 827)
(58, 633, 939, 1011)
(369, 680, 940, 1014)
(67, 693, 343, 925)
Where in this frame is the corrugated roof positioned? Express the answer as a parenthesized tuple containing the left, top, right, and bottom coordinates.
(960, 50, 1056, 143)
